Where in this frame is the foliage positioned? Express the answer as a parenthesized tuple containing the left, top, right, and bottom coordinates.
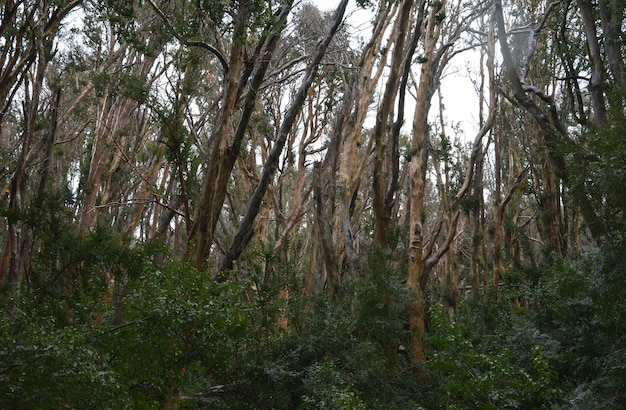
(2, 228, 625, 408)
(0, 311, 128, 408)
(425, 304, 559, 409)
(0, 244, 254, 408)
(300, 359, 367, 410)
(2, 0, 626, 408)
(529, 245, 626, 408)
(572, 123, 626, 238)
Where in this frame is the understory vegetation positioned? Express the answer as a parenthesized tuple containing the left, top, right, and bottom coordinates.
(1, 228, 624, 408)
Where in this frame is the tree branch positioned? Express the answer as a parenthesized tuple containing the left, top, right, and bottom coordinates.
(146, 0, 229, 73)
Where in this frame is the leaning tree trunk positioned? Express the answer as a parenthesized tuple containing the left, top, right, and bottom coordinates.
(219, 0, 350, 275)
(190, 3, 293, 269)
(494, 0, 608, 243)
(190, 37, 246, 268)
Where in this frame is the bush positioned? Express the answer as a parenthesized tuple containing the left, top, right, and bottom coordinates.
(425, 304, 559, 409)
(0, 251, 255, 408)
(531, 245, 626, 408)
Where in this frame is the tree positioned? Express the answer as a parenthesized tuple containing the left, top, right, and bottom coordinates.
(372, 0, 422, 247)
(0, 0, 83, 292)
(494, 0, 609, 245)
(2, 0, 626, 407)
(219, 0, 350, 274)
(406, 0, 492, 367)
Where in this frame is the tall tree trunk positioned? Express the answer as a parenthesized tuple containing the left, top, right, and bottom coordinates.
(372, 0, 417, 246)
(219, 0, 350, 274)
(313, 162, 340, 298)
(190, 38, 246, 268)
(408, 0, 495, 363)
(471, 17, 491, 294)
(542, 160, 563, 254)
(333, 2, 398, 276)
(190, 3, 293, 269)
(0, 35, 51, 293)
(407, 0, 445, 367)
(470, 143, 486, 294)
(493, 119, 504, 289)
(36, 89, 62, 202)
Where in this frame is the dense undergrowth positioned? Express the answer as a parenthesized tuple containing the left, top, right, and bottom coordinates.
(1, 226, 624, 408)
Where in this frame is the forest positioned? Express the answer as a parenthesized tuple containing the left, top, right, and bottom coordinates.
(1, 0, 625, 408)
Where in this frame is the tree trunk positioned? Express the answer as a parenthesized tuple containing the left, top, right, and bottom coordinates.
(408, 0, 495, 363)
(576, 0, 609, 128)
(597, 0, 626, 98)
(314, 162, 340, 298)
(190, 39, 246, 268)
(373, 0, 417, 247)
(407, 0, 443, 367)
(0, 51, 48, 293)
(333, 2, 398, 276)
(494, 0, 609, 243)
(190, 3, 293, 269)
(219, 0, 350, 274)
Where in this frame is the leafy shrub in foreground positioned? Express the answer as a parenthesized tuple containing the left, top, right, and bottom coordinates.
(425, 304, 559, 409)
(0, 253, 255, 408)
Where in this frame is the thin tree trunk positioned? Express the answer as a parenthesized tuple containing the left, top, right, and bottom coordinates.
(471, 27, 490, 293)
(218, 0, 349, 275)
(493, 119, 504, 289)
(407, 0, 444, 368)
(313, 162, 340, 298)
(494, 0, 608, 242)
(0, 44, 49, 293)
(36, 89, 61, 201)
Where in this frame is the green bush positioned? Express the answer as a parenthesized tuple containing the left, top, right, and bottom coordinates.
(0, 250, 255, 408)
(0, 310, 129, 408)
(530, 245, 626, 408)
(425, 304, 559, 409)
